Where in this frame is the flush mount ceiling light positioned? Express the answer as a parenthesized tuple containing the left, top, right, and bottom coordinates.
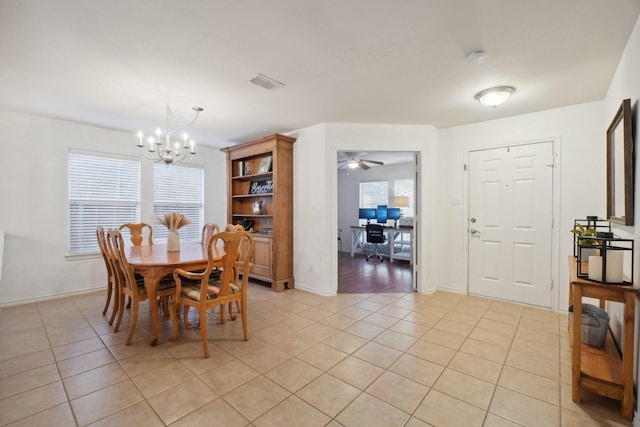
(475, 86, 515, 107)
(250, 73, 284, 90)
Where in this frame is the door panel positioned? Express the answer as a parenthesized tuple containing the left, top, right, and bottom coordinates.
(468, 142, 553, 307)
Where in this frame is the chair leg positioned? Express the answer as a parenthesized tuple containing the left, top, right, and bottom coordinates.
(108, 283, 120, 325)
(183, 305, 193, 329)
(220, 303, 227, 324)
(241, 297, 249, 341)
(200, 307, 210, 358)
(125, 301, 138, 345)
(113, 291, 125, 332)
(228, 301, 237, 321)
(169, 302, 181, 341)
(102, 278, 112, 316)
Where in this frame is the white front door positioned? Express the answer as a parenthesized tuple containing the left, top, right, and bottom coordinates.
(468, 142, 553, 307)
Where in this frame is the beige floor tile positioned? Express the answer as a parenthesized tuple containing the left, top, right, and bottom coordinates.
(361, 312, 400, 329)
(328, 355, 385, 390)
(148, 377, 218, 425)
(475, 317, 517, 335)
(366, 370, 429, 413)
(353, 300, 386, 312)
(559, 383, 631, 425)
(265, 331, 318, 355)
(388, 353, 444, 387)
(483, 413, 522, 426)
(353, 341, 403, 368)
(414, 389, 486, 427)
(373, 329, 418, 351)
(448, 352, 502, 384)
(118, 349, 176, 377)
(223, 375, 290, 421)
(505, 349, 559, 380)
(0, 381, 68, 426)
(297, 306, 334, 322)
(336, 392, 410, 427)
(376, 305, 412, 320)
(296, 342, 348, 371)
(46, 325, 98, 347)
(318, 313, 358, 330)
(64, 362, 129, 400)
(459, 338, 508, 364)
(0, 349, 54, 380)
(510, 336, 559, 362)
(388, 319, 431, 338)
(322, 331, 368, 354)
(71, 379, 144, 426)
(498, 365, 559, 405)
(254, 395, 331, 427)
(404, 416, 433, 427)
(3, 402, 75, 427)
(132, 360, 196, 398)
(433, 368, 495, 409)
(265, 358, 322, 393)
(88, 401, 165, 427)
(406, 339, 456, 366)
(403, 311, 442, 327)
(57, 348, 115, 379)
(295, 373, 360, 417)
(433, 318, 475, 336)
(489, 386, 560, 427)
(337, 306, 374, 321)
(0, 363, 60, 400)
(468, 327, 514, 348)
(489, 301, 525, 316)
(443, 310, 481, 326)
(422, 328, 466, 350)
(482, 310, 521, 326)
(298, 322, 341, 341)
(200, 358, 259, 395)
(238, 344, 292, 373)
(343, 321, 385, 340)
(170, 397, 249, 427)
(52, 337, 106, 361)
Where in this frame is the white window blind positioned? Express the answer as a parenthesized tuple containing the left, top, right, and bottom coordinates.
(395, 179, 415, 217)
(153, 164, 204, 242)
(359, 181, 389, 208)
(69, 152, 140, 254)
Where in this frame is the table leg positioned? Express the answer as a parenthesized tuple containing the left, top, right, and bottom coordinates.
(143, 275, 163, 346)
(571, 284, 583, 404)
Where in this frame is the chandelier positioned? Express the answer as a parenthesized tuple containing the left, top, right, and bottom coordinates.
(136, 104, 203, 164)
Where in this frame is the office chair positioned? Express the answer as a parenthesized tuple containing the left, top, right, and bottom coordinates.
(365, 224, 385, 262)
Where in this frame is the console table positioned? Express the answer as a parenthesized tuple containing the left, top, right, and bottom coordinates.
(568, 256, 638, 420)
(350, 225, 413, 264)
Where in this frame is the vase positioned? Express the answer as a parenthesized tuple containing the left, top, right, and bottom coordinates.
(167, 229, 180, 252)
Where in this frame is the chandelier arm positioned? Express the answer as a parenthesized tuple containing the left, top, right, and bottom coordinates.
(138, 147, 161, 162)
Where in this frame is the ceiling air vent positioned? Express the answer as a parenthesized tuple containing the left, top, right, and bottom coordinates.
(249, 73, 284, 90)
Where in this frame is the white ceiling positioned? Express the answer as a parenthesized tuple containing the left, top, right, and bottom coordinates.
(1, 0, 639, 149)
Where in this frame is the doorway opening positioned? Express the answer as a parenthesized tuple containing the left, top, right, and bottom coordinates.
(337, 150, 419, 293)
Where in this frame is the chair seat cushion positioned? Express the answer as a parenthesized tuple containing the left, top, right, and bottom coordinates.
(134, 276, 175, 294)
(180, 281, 240, 302)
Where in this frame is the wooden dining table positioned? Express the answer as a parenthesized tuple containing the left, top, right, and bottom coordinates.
(125, 241, 224, 346)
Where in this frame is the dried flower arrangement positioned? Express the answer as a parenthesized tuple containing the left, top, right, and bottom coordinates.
(156, 212, 191, 230)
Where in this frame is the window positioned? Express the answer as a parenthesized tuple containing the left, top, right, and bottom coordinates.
(395, 179, 415, 217)
(153, 164, 204, 242)
(359, 181, 389, 208)
(68, 151, 140, 254)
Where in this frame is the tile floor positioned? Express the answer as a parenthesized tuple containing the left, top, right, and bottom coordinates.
(0, 285, 633, 426)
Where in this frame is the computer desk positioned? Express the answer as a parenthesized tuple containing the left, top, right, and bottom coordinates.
(349, 225, 413, 264)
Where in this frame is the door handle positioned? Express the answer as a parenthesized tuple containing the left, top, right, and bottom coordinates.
(470, 229, 480, 235)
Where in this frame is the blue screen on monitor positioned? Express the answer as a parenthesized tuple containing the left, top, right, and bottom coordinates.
(358, 208, 377, 220)
(377, 205, 388, 223)
(387, 208, 401, 220)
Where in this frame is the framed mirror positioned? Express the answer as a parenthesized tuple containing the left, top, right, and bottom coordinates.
(606, 98, 634, 225)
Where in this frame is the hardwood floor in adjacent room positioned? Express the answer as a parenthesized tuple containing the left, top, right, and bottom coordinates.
(338, 252, 414, 293)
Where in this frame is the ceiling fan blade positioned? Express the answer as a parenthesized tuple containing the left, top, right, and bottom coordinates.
(359, 161, 370, 170)
(360, 158, 384, 166)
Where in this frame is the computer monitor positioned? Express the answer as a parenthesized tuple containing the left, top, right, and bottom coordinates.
(387, 208, 400, 226)
(358, 208, 377, 224)
(376, 205, 388, 224)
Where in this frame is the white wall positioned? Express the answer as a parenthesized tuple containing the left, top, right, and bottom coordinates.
(602, 14, 640, 418)
(291, 123, 439, 296)
(437, 101, 604, 310)
(0, 110, 227, 305)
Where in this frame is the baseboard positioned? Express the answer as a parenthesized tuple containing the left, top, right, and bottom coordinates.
(0, 286, 103, 308)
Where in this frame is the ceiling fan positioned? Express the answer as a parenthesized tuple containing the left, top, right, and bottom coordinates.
(338, 152, 384, 170)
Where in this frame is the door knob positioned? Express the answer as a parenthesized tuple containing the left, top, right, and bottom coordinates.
(470, 229, 480, 235)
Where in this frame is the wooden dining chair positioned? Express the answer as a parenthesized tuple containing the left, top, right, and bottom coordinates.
(201, 223, 220, 246)
(119, 222, 153, 246)
(170, 230, 254, 358)
(107, 228, 176, 345)
(97, 226, 119, 324)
